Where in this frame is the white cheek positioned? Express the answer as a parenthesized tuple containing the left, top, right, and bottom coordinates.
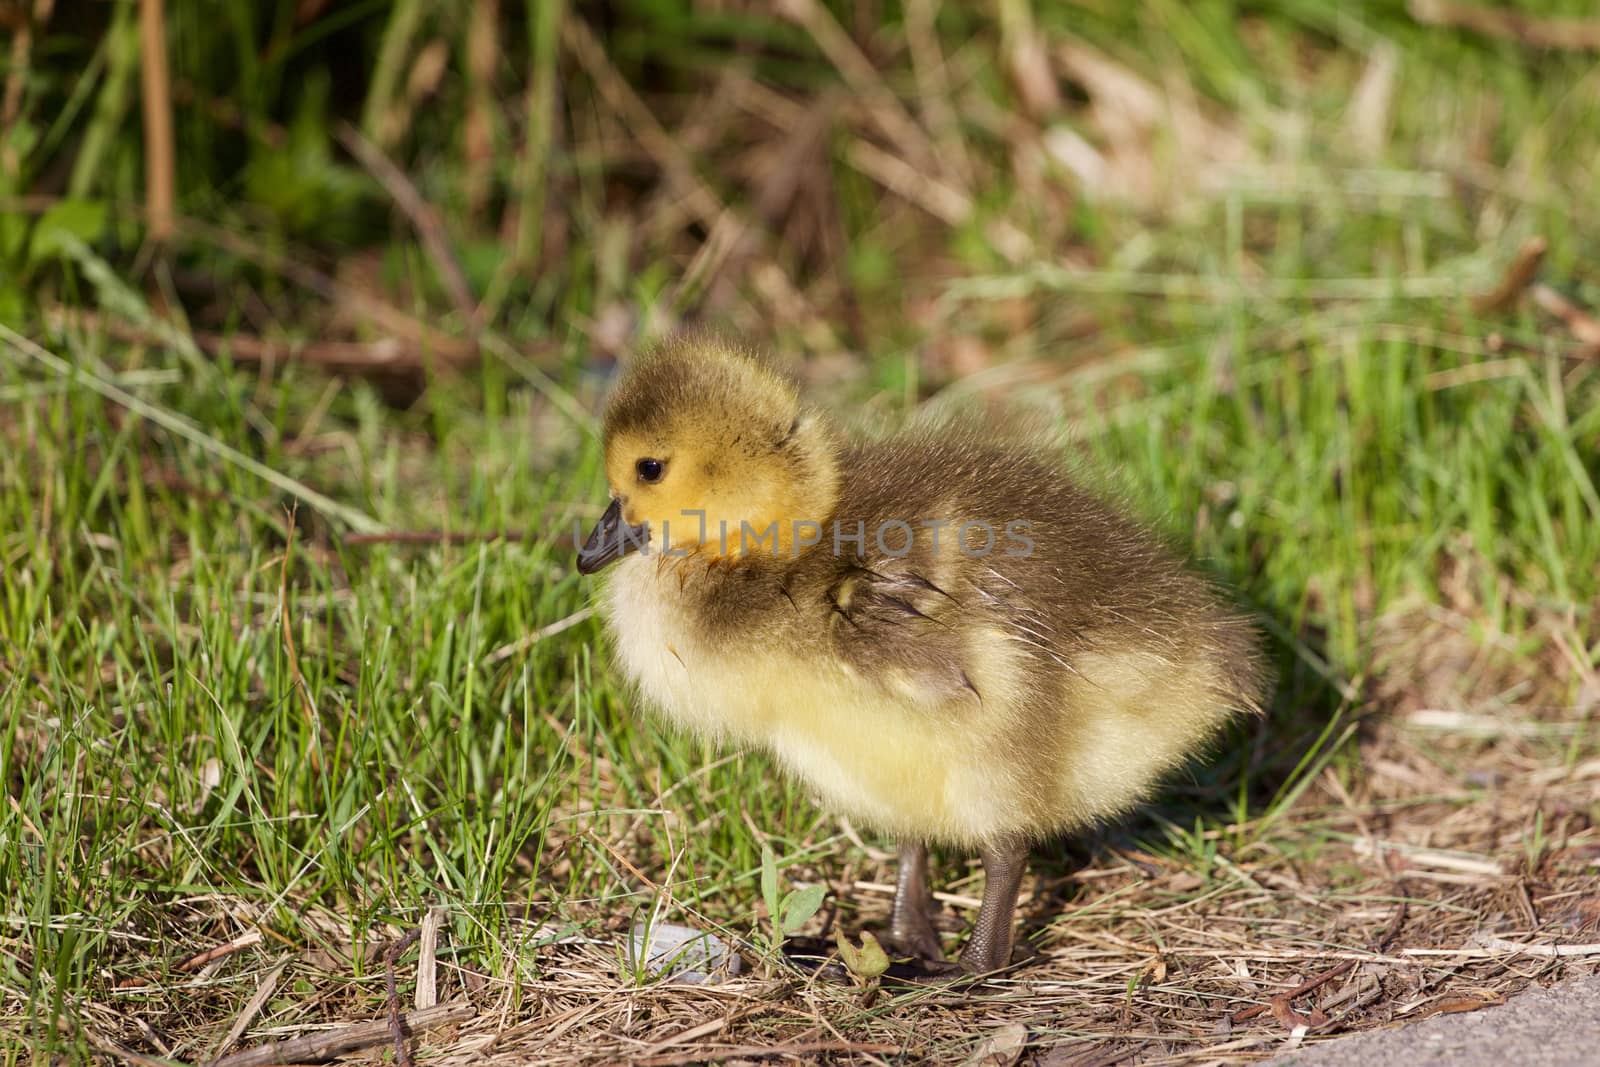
(603, 559, 691, 718)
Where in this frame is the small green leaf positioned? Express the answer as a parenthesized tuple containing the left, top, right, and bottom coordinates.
(779, 882, 826, 934)
(759, 844, 779, 922)
(28, 198, 107, 262)
(833, 929, 890, 979)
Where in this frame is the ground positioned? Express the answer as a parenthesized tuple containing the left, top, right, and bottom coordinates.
(1, 1, 1598, 1064)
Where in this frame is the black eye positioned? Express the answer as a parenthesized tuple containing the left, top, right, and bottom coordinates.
(636, 458, 665, 483)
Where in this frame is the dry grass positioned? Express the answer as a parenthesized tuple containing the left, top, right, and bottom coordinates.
(76, 761, 1600, 1066)
(69, 605, 1600, 1065)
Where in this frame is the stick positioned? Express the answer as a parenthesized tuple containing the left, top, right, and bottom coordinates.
(209, 1001, 473, 1067)
(3, 0, 57, 131)
(561, 17, 828, 342)
(1531, 284, 1600, 348)
(1228, 960, 1357, 1025)
(1471, 236, 1546, 314)
(138, 0, 174, 241)
(385, 928, 424, 1067)
(516, 0, 564, 266)
(484, 606, 596, 664)
(177, 930, 263, 973)
(1228, 898, 1405, 1025)
(343, 529, 533, 546)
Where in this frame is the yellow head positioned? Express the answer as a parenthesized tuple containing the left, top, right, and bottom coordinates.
(577, 335, 840, 572)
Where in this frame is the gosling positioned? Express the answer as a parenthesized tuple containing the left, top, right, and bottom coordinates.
(577, 335, 1268, 976)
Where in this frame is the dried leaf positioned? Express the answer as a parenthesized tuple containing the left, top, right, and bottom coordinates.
(1269, 995, 1312, 1031)
(1417, 990, 1504, 1018)
(958, 1022, 1028, 1067)
(833, 929, 890, 979)
(1138, 956, 1168, 985)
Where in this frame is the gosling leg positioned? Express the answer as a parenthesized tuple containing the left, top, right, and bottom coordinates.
(887, 840, 945, 961)
(957, 836, 1029, 974)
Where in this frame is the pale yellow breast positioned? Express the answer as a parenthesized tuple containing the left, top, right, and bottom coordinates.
(601, 559, 1243, 846)
(601, 559, 1032, 843)
(1052, 647, 1239, 825)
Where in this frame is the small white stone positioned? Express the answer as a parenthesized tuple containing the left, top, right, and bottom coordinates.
(626, 922, 741, 985)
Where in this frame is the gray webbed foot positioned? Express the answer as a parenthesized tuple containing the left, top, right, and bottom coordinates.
(954, 835, 1030, 975)
(885, 840, 947, 962)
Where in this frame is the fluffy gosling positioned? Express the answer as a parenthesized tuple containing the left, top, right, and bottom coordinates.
(578, 335, 1268, 976)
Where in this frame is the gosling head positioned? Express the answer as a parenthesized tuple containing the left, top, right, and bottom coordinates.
(577, 336, 840, 573)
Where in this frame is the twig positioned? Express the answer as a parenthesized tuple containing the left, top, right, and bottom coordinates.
(1228, 960, 1357, 1025)
(170, 78, 286, 146)
(1228, 898, 1405, 1026)
(635, 1015, 736, 1058)
(560, 18, 726, 239)
(22, 208, 455, 366)
(852, 879, 983, 910)
(1315, 972, 1381, 1016)
(588, 827, 661, 890)
(1374, 893, 1408, 953)
(845, 138, 971, 225)
(344, 531, 531, 547)
(340, 524, 579, 550)
(1471, 236, 1546, 314)
(1344, 40, 1398, 159)
(484, 606, 596, 664)
(84, 1036, 182, 1067)
(177, 930, 263, 973)
(905, 0, 973, 187)
(676, 88, 835, 310)
(69, 1, 138, 197)
(210, 1001, 473, 1067)
(946, 264, 1462, 303)
(998, 0, 1060, 118)
(385, 928, 424, 1067)
(1531, 284, 1600, 351)
(336, 122, 479, 335)
(138, 0, 174, 241)
(1409, 0, 1600, 51)
(1352, 838, 1504, 878)
(1471, 937, 1600, 958)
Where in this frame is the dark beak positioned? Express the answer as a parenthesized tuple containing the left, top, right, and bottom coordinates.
(577, 498, 649, 574)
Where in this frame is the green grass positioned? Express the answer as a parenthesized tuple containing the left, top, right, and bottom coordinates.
(3, 1, 1599, 1063)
